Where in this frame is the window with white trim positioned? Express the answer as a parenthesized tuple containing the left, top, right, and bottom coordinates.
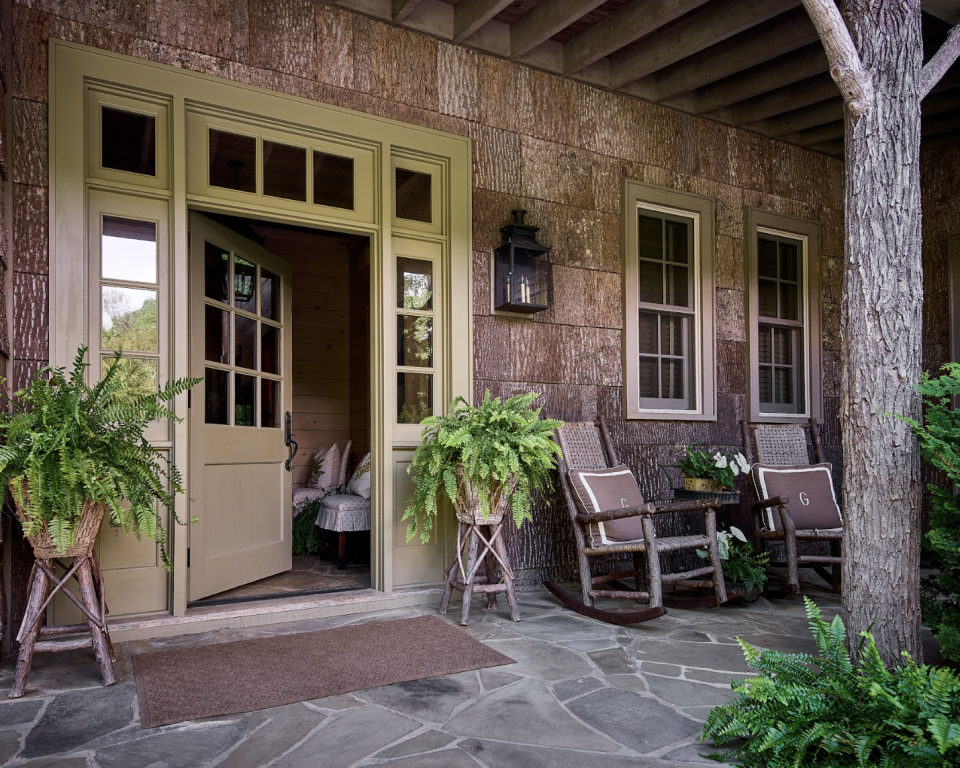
(746, 209, 822, 422)
(623, 182, 715, 421)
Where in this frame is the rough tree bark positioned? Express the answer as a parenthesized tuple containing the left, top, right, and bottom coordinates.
(839, 0, 924, 665)
(801, 0, 945, 665)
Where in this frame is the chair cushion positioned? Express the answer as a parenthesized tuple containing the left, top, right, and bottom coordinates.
(752, 463, 843, 532)
(347, 452, 372, 500)
(316, 494, 371, 532)
(307, 443, 341, 491)
(568, 465, 646, 547)
(292, 487, 329, 516)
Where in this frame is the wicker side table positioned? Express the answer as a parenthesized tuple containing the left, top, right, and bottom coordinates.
(439, 520, 520, 626)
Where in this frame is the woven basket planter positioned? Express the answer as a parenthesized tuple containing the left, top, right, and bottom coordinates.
(453, 468, 517, 526)
(10, 482, 106, 559)
(683, 477, 723, 493)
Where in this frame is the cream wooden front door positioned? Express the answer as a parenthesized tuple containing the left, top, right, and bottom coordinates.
(188, 213, 294, 601)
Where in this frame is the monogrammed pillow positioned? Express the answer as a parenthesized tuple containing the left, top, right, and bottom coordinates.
(568, 465, 647, 548)
(751, 463, 843, 532)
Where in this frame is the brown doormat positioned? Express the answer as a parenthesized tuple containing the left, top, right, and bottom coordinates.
(132, 615, 514, 728)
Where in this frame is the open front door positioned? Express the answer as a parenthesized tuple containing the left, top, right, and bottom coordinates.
(188, 213, 293, 601)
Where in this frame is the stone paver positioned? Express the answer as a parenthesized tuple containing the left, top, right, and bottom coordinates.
(0, 583, 845, 767)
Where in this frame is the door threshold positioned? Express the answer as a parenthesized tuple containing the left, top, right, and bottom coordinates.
(187, 583, 369, 610)
(106, 586, 443, 642)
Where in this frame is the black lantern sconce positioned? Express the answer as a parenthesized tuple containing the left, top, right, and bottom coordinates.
(493, 209, 551, 314)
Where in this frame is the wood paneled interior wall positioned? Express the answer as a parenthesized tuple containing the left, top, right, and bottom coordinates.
(254, 226, 352, 488)
(16, 0, 954, 589)
(349, 243, 370, 464)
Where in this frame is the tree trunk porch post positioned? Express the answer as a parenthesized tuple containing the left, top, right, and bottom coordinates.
(439, 520, 520, 625)
(9, 551, 116, 699)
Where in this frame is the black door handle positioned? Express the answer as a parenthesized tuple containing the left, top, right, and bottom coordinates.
(284, 411, 298, 471)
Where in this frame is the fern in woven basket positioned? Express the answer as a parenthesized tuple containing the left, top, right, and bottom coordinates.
(403, 391, 563, 543)
(0, 348, 199, 569)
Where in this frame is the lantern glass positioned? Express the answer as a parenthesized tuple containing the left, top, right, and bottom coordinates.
(493, 242, 550, 313)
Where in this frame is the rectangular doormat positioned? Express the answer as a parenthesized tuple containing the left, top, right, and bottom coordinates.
(133, 615, 513, 728)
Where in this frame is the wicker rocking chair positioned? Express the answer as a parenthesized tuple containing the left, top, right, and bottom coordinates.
(543, 419, 727, 625)
(741, 419, 843, 594)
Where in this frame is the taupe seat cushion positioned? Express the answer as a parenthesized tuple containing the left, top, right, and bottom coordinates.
(752, 463, 843, 532)
(568, 465, 646, 547)
(316, 493, 371, 533)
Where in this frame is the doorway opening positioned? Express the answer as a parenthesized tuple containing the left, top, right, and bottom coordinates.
(189, 212, 372, 608)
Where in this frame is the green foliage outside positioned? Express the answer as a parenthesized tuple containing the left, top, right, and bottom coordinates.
(897, 363, 960, 663)
(101, 289, 159, 404)
(697, 526, 769, 595)
(678, 446, 749, 489)
(701, 598, 960, 767)
(403, 391, 563, 543)
(0, 348, 198, 569)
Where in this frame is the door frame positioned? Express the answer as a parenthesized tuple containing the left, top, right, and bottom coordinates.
(48, 40, 472, 618)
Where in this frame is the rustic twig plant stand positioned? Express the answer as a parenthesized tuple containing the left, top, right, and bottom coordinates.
(10, 501, 116, 699)
(440, 517, 520, 626)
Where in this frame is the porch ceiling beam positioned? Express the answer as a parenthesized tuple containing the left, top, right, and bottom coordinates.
(921, 127, 960, 150)
(643, 9, 820, 102)
(562, 0, 712, 76)
(391, 0, 423, 24)
(783, 119, 846, 146)
(720, 73, 839, 125)
(675, 44, 828, 116)
(453, 0, 514, 44)
(607, 0, 802, 91)
(750, 97, 844, 137)
(806, 138, 845, 156)
(922, 109, 960, 136)
(510, 0, 607, 59)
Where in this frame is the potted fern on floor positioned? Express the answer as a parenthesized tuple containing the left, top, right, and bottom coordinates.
(0, 348, 197, 697)
(403, 391, 562, 625)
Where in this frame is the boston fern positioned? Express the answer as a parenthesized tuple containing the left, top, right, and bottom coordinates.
(403, 391, 562, 543)
(0, 348, 198, 569)
(701, 598, 960, 767)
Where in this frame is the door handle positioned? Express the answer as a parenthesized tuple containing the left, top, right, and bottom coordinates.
(284, 411, 298, 472)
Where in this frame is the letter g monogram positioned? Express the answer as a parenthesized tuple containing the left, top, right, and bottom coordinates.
(799, 491, 810, 506)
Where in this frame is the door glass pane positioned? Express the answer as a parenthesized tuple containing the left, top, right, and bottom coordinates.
(397, 372, 433, 423)
(261, 325, 279, 375)
(261, 269, 279, 320)
(235, 373, 256, 427)
(209, 129, 256, 193)
(101, 356, 158, 404)
(261, 379, 280, 429)
(101, 106, 156, 176)
(395, 168, 432, 223)
(101, 216, 157, 283)
(205, 367, 229, 424)
(313, 151, 354, 209)
(397, 258, 433, 310)
(205, 305, 230, 364)
(204, 241, 231, 303)
(234, 256, 257, 313)
(397, 315, 433, 367)
(102, 286, 157, 352)
(263, 140, 306, 202)
(235, 315, 258, 370)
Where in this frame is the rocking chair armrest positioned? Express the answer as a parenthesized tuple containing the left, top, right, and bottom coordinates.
(575, 503, 656, 525)
(653, 498, 721, 514)
(752, 495, 788, 509)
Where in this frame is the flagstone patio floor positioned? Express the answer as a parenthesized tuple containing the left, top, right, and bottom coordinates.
(0, 582, 897, 768)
